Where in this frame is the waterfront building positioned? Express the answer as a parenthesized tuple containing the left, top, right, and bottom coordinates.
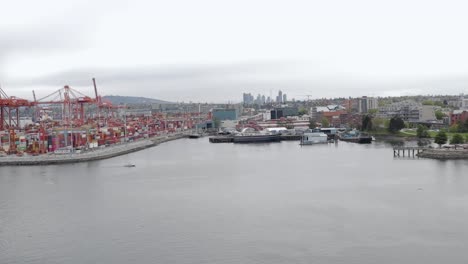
(342, 99, 354, 112)
(358, 97, 368, 113)
(461, 96, 468, 110)
(196, 120, 214, 130)
(310, 105, 346, 121)
(220, 120, 238, 129)
(270, 107, 299, 119)
(450, 110, 468, 125)
(358, 96, 379, 113)
(417, 105, 437, 122)
(378, 101, 437, 122)
(212, 108, 238, 120)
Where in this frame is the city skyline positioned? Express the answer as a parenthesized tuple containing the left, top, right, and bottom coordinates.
(1, 0, 468, 102)
(243, 90, 290, 105)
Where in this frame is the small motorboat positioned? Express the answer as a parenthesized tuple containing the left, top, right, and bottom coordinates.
(124, 164, 136, 167)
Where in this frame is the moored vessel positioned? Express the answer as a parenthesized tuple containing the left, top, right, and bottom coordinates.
(232, 128, 281, 143)
(233, 134, 281, 143)
(300, 130, 328, 145)
(338, 130, 372, 144)
(188, 133, 202, 139)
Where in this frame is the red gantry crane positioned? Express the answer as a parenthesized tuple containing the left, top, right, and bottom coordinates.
(34, 85, 96, 126)
(0, 86, 34, 154)
(93, 78, 127, 124)
(0, 86, 34, 130)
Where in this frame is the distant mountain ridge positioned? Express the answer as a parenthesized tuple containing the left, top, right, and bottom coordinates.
(103, 95, 171, 105)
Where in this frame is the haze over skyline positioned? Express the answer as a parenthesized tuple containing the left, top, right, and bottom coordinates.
(1, 0, 468, 102)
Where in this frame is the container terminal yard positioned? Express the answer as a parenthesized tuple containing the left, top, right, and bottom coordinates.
(0, 78, 209, 164)
(0, 78, 378, 165)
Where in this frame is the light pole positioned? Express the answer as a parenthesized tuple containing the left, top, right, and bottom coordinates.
(123, 104, 127, 143)
(124, 112, 127, 143)
(8, 130, 11, 155)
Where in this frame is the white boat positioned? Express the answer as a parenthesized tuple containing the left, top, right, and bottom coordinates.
(300, 131, 328, 145)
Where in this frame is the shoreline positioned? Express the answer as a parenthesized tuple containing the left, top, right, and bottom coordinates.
(373, 134, 417, 141)
(4, 133, 467, 164)
(0, 134, 187, 166)
(417, 148, 468, 160)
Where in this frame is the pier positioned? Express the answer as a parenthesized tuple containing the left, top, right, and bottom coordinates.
(393, 146, 427, 157)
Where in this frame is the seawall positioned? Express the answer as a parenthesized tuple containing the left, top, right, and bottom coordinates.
(418, 148, 468, 160)
(0, 134, 187, 166)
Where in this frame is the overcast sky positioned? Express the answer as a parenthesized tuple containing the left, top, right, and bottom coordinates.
(1, 0, 468, 102)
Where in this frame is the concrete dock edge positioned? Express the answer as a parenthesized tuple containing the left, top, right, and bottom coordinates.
(0, 134, 187, 166)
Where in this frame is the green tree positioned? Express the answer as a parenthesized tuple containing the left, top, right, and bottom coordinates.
(298, 107, 308, 116)
(321, 117, 330, 128)
(459, 120, 468, 133)
(422, 100, 444, 107)
(309, 120, 317, 129)
(449, 124, 459, 133)
(368, 109, 378, 115)
(416, 125, 430, 138)
(388, 116, 405, 133)
(361, 115, 373, 131)
(372, 117, 387, 131)
(450, 133, 464, 144)
(383, 118, 390, 130)
(434, 131, 448, 147)
(435, 110, 445, 120)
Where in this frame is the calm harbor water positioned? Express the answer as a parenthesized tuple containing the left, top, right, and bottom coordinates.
(1, 138, 468, 264)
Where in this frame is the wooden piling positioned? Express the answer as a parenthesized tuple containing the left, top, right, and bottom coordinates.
(393, 146, 427, 158)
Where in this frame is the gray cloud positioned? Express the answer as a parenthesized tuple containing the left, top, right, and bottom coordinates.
(0, 25, 78, 53)
(6, 62, 468, 103)
(5, 61, 300, 101)
(0, 25, 91, 80)
(2, 0, 468, 102)
(0, 0, 113, 74)
(15, 60, 302, 83)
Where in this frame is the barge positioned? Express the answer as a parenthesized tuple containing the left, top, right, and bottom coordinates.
(233, 134, 281, 143)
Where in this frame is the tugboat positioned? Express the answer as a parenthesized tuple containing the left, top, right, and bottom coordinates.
(338, 130, 372, 144)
